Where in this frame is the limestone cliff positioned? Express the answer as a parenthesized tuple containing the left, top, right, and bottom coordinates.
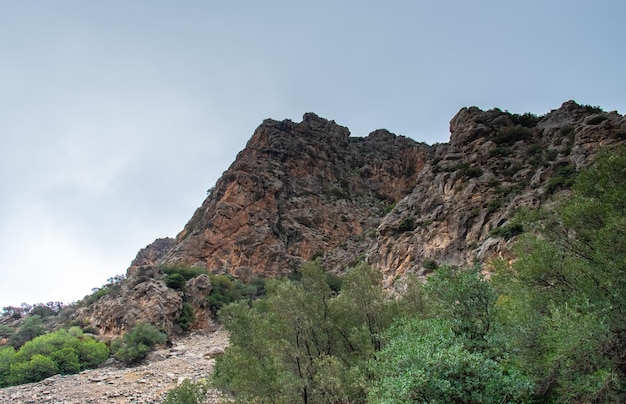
(159, 113, 428, 278)
(74, 101, 626, 336)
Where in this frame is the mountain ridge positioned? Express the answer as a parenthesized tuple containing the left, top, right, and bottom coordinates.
(73, 100, 626, 337)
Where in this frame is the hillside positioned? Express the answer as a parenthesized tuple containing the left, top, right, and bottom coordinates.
(72, 100, 626, 337)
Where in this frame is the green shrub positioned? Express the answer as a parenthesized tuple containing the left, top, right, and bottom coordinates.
(368, 318, 534, 403)
(8, 354, 58, 385)
(110, 322, 166, 364)
(493, 125, 533, 145)
(9, 315, 44, 348)
(0, 347, 16, 387)
(206, 274, 265, 316)
(2, 328, 109, 387)
(512, 112, 541, 127)
(161, 265, 207, 280)
(30, 305, 56, 318)
(422, 259, 439, 270)
(462, 165, 483, 178)
(165, 273, 187, 292)
(0, 324, 15, 339)
(162, 379, 209, 404)
(546, 163, 577, 194)
(489, 223, 524, 240)
(489, 145, 512, 157)
(486, 199, 503, 215)
(178, 303, 195, 331)
(397, 217, 416, 232)
(447, 162, 484, 178)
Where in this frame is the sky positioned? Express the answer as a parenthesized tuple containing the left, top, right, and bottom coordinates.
(0, 1, 624, 309)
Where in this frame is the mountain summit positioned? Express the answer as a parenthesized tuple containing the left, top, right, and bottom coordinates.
(75, 101, 626, 337)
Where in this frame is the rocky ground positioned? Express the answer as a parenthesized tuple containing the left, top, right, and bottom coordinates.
(0, 328, 230, 403)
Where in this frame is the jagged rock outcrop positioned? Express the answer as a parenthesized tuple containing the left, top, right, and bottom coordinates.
(74, 101, 626, 336)
(127, 237, 175, 276)
(370, 101, 626, 284)
(159, 113, 429, 278)
(74, 266, 183, 339)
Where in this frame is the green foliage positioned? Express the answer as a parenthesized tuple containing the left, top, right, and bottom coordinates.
(424, 266, 497, 344)
(0, 324, 15, 339)
(489, 222, 524, 240)
(207, 274, 265, 316)
(422, 258, 438, 270)
(29, 305, 56, 318)
(165, 273, 187, 291)
(486, 198, 502, 215)
(512, 112, 541, 127)
(213, 262, 398, 403)
(162, 379, 209, 404)
(545, 163, 576, 194)
(110, 322, 166, 364)
(161, 265, 207, 280)
(462, 165, 483, 178)
(8, 354, 58, 385)
(1, 328, 109, 387)
(397, 216, 416, 232)
(178, 303, 196, 331)
(0, 346, 16, 387)
(493, 124, 533, 145)
(8, 314, 44, 348)
(369, 318, 534, 403)
(493, 146, 626, 402)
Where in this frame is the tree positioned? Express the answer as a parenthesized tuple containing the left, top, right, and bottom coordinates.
(493, 146, 626, 401)
(0, 346, 16, 387)
(423, 266, 497, 347)
(9, 314, 44, 348)
(213, 262, 395, 403)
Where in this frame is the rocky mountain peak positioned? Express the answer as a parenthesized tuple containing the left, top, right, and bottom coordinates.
(73, 101, 626, 337)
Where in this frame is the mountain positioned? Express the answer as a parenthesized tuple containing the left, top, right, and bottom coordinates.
(73, 101, 626, 337)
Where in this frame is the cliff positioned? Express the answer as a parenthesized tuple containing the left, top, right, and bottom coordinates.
(74, 101, 626, 336)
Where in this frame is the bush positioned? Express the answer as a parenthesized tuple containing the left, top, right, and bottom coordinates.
(368, 318, 534, 403)
(110, 322, 166, 364)
(489, 223, 524, 240)
(162, 265, 207, 280)
(8, 354, 58, 385)
(462, 165, 483, 178)
(0, 346, 16, 387)
(397, 217, 416, 232)
(422, 259, 439, 270)
(9, 315, 44, 348)
(178, 303, 195, 331)
(493, 125, 533, 145)
(486, 198, 503, 215)
(545, 163, 577, 194)
(1, 328, 109, 387)
(207, 274, 265, 316)
(162, 379, 209, 404)
(165, 273, 187, 292)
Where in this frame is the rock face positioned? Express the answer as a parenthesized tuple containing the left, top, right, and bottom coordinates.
(160, 113, 429, 278)
(74, 101, 626, 336)
(371, 102, 625, 283)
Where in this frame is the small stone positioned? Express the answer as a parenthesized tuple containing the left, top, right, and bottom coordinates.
(205, 346, 225, 358)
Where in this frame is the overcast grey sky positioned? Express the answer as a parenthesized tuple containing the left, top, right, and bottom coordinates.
(1, 1, 624, 308)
